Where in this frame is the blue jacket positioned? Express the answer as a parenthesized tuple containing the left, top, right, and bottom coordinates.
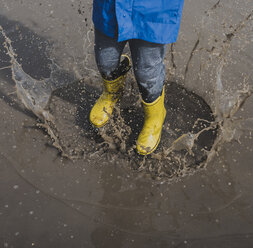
(93, 0, 184, 44)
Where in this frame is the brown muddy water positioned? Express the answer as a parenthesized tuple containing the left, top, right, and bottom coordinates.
(0, 0, 253, 247)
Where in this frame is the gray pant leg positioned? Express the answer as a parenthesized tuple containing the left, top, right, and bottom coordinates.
(129, 39, 166, 103)
(94, 29, 127, 79)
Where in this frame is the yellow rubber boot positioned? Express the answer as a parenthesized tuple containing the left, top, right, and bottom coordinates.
(89, 76, 126, 127)
(90, 55, 131, 128)
(136, 87, 166, 155)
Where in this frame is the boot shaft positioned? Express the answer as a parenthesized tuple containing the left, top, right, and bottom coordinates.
(102, 54, 131, 94)
(142, 86, 166, 120)
(103, 75, 126, 94)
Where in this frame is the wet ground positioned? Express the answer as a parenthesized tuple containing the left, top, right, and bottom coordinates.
(1, 0, 253, 247)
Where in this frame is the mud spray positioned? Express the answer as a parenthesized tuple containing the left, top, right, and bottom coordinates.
(0, 5, 252, 182)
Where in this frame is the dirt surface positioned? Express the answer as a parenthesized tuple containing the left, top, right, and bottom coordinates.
(0, 0, 253, 247)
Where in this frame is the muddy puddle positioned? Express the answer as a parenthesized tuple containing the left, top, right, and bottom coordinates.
(0, 21, 218, 181)
(49, 79, 217, 180)
(0, 0, 253, 247)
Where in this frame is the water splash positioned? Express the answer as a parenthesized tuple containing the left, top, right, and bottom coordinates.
(0, 25, 78, 156)
(0, 4, 252, 180)
(1, 25, 53, 121)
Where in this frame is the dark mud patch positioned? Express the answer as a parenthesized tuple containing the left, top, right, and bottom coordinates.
(47, 79, 217, 180)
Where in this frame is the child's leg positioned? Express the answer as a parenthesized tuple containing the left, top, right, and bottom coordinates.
(129, 39, 167, 155)
(129, 39, 166, 103)
(90, 29, 129, 128)
(94, 29, 127, 79)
